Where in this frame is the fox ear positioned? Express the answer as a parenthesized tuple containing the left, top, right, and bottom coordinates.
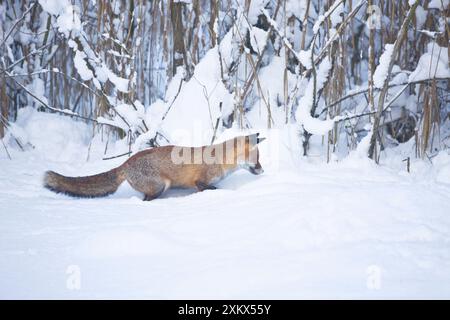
(257, 136, 266, 144)
(248, 133, 266, 144)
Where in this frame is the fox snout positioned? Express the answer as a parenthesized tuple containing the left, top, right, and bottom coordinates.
(249, 162, 264, 175)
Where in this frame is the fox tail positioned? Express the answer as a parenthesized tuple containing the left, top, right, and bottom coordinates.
(43, 167, 125, 198)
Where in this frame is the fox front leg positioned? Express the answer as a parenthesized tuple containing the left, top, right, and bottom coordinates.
(195, 181, 217, 192)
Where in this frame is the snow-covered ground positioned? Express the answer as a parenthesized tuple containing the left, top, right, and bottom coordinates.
(1, 112, 450, 299)
(1, 0, 449, 300)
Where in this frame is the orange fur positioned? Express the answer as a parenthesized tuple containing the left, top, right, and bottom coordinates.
(44, 134, 264, 201)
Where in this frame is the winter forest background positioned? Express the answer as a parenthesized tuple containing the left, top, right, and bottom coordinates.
(0, 0, 448, 160)
(1, 0, 450, 299)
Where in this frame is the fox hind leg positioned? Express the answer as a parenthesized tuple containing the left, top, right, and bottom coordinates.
(142, 180, 170, 201)
(143, 186, 165, 201)
(126, 175, 170, 201)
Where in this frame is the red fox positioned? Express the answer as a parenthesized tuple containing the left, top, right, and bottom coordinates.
(44, 133, 265, 201)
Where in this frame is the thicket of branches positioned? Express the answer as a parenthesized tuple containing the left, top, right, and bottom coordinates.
(0, 0, 449, 162)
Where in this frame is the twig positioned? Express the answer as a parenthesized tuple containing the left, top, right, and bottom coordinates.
(7, 73, 125, 131)
(4, 69, 100, 97)
(368, 0, 421, 160)
(0, 2, 37, 49)
(0, 43, 53, 74)
(103, 151, 132, 160)
(337, 83, 409, 122)
(240, 0, 282, 106)
(210, 102, 222, 145)
(161, 78, 184, 121)
(232, 23, 275, 126)
(323, 76, 450, 114)
(1, 138, 11, 160)
(402, 157, 410, 173)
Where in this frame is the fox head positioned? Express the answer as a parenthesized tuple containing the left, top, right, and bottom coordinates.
(236, 133, 265, 175)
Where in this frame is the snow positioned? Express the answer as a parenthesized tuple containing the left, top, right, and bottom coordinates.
(158, 45, 233, 146)
(106, 68, 129, 93)
(38, 0, 70, 16)
(429, 0, 449, 9)
(248, 0, 270, 25)
(373, 44, 395, 89)
(249, 26, 268, 54)
(246, 54, 296, 127)
(298, 49, 312, 69)
(73, 50, 94, 81)
(329, 3, 344, 26)
(295, 58, 338, 135)
(3, 0, 450, 299)
(56, 5, 82, 37)
(2, 107, 450, 299)
(415, 5, 427, 29)
(114, 103, 145, 132)
(39, 1, 82, 37)
(409, 42, 450, 82)
(5, 107, 91, 161)
(40, 0, 128, 96)
(285, 0, 308, 21)
(132, 99, 167, 152)
(313, 0, 343, 34)
(419, 30, 439, 39)
(26, 78, 48, 106)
